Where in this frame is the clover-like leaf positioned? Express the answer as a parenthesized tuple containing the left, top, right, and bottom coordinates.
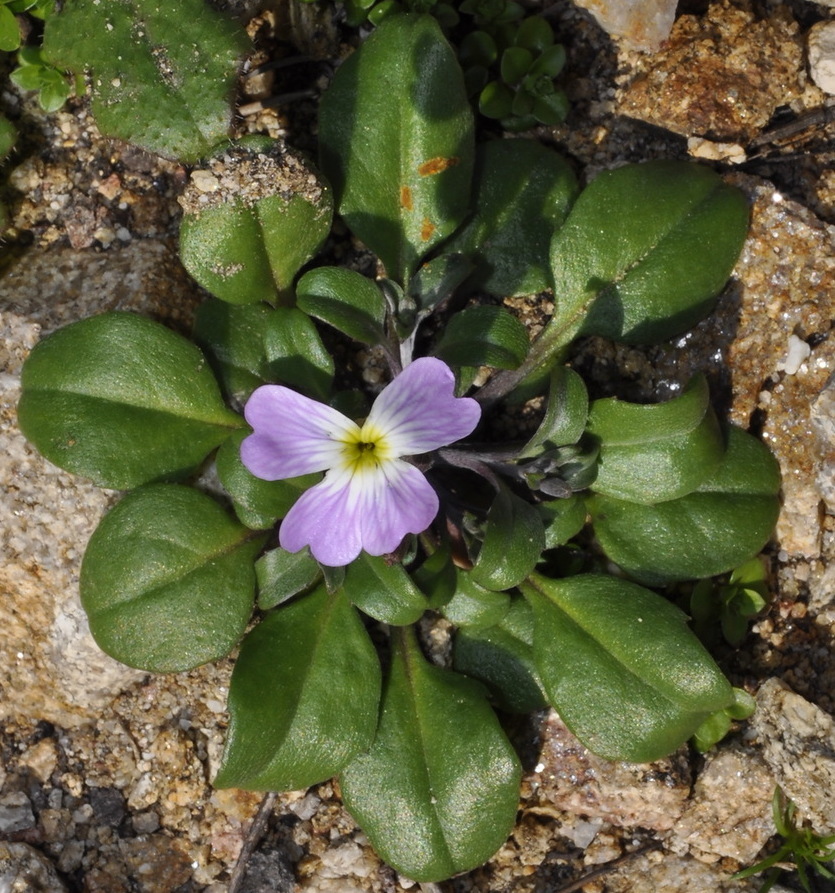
(549, 160, 748, 346)
(454, 597, 547, 713)
(179, 140, 333, 304)
(215, 584, 381, 791)
(588, 425, 781, 585)
(587, 374, 725, 504)
(80, 485, 263, 672)
(521, 573, 733, 761)
(434, 305, 529, 370)
(42, 0, 249, 162)
(444, 139, 577, 297)
(340, 628, 521, 882)
(18, 312, 243, 489)
(341, 552, 428, 625)
(216, 430, 319, 530)
(319, 13, 474, 283)
(471, 484, 545, 590)
(296, 267, 387, 345)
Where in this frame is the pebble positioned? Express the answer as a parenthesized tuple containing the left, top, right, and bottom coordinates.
(0, 842, 68, 893)
(0, 792, 35, 834)
(808, 20, 835, 94)
(572, 0, 677, 51)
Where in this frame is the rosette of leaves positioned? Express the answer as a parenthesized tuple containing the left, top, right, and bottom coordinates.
(466, 15, 569, 131)
(41, 0, 248, 161)
(17, 12, 782, 884)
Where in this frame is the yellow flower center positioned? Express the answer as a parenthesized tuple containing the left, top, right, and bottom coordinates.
(338, 422, 394, 473)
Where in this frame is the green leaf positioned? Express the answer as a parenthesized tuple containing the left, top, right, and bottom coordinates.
(538, 494, 587, 549)
(589, 425, 780, 584)
(520, 366, 588, 458)
(296, 267, 387, 344)
(442, 570, 511, 628)
(434, 305, 529, 370)
(0, 5, 20, 51)
(342, 552, 428, 625)
(263, 307, 334, 401)
(443, 139, 578, 297)
(548, 160, 749, 346)
(514, 16, 554, 53)
(587, 375, 725, 504)
(216, 430, 319, 530)
(479, 80, 514, 119)
(193, 299, 274, 404)
(256, 547, 322, 610)
(80, 485, 262, 672)
(319, 13, 474, 283)
(412, 541, 457, 609)
(179, 140, 333, 303)
(521, 573, 733, 761)
(215, 585, 381, 791)
(18, 312, 242, 489)
(37, 68, 72, 112)
(453, 596, 547, 713)
(340, 627, 521, 882)
(42, 0, 249, 162)
(471, 485, 545, 590)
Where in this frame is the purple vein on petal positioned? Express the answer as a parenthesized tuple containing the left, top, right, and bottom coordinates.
(241, 385, 359, 480)
(365, 357, 481, 455)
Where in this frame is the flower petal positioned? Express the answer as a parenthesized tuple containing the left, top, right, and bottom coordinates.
(279, 459, 439, 566)
(364, 357, 481, 456)
(241, 385, 360, 480)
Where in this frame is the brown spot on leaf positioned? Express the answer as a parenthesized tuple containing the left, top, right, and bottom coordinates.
(418, 156, 460, 176)
(421, 218, 436, 241)
(400, 186, 413, 210)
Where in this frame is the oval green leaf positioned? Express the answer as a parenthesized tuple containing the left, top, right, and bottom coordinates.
(471, 485, 545, 590)
(521, 573, 733, 761)
(340, 628, 521, 882)
(179, 141, 333, 304)
(519, 365, 588, 458)
(296, 266, 387, 345)
(80, 484, 262, 672)
(342, 552, 428, 625)
(319, 13, 474, 283)
(216, 585, 381, 791)
(587, 375, 725, 504)
(453, 597, 547, 713)
(588, 425, 781, 584)
(18, 312, 243, 489)
(547, 160, 749, 349)
(434, 305, 529, 370)
(442, 570, 511, 629)
(256, 547, 322, 610)
(42, 0, 249, 162)
(444, 139, 577, 296)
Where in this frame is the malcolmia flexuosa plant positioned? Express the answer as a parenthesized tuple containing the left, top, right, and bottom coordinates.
(16, 1, 781, 882)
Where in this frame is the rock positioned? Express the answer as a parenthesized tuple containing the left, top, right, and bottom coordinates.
(572, 0, 677, 51)
(0, 841, 68, 892)
(812, 375, 835, 514)
(533, 712, 691, 831)
(750, 677, 835, 833)
(603, 849, 767, 892)
(667, 743, 775, 864)
(808, 20, 835, 94)
(1, 240, 204, 727)
(0, 791, 36, 834)
(621, 1, 803, 142)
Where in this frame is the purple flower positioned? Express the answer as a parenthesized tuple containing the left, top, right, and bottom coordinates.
(241, 357, 481, 566)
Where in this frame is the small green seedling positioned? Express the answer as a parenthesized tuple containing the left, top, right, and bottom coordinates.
(733, 788, 835, 892)
(690, 556, 770, 647)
